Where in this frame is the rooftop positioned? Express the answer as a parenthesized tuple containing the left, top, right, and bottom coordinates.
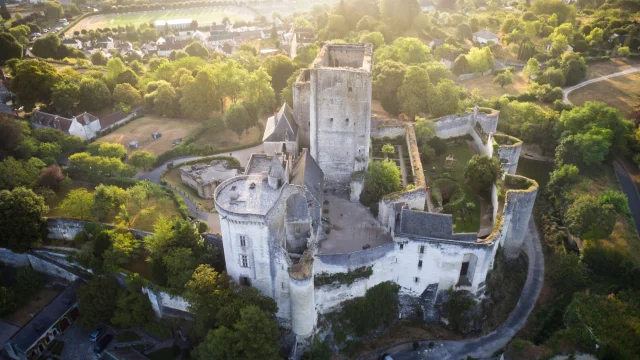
(245, 153, 283, 175)
(313, 43, 373, 72)
(263, 103, 298, 143)
(398, 209, 477, 242)
(180, 160, 238, 185)
(474, 29, 499, 39)
(10, 280, 82, 352)
(215, 174, 283, 215)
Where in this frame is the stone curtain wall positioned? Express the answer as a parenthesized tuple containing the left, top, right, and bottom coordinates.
(0, 249, 79, 282)
(433, 113, 474, 138)
(497, 142, 522, 175)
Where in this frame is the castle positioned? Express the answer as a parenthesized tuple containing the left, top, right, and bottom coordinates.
(214, 43, 538, 338)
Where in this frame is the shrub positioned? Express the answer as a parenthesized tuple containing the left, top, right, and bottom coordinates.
(74, 231, 89, 247)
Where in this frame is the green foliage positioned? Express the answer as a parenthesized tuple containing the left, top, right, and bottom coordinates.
(69, 152, 135, 179)
(111, 287, 154, 329)
(560, 52, 587, 86)
(315, 266, 373, 287)
(260, 54, 295, 104)
(0, 157, 43, 190)
(363, 159, 402, 204)
(184, 42, 209, 59)
(338, 281, 400, 336)
(0, 3, 10, 20)
(430, 80, 461, 117)
(11, 60, 60, 111)
(225, 103, 252, 136)
(550, 253, 588, 297)
(374, 37, 431, 65)
(397, 66, 432, 118)
(32, 33, 85, 60)
(442, 289, 476, 332)
(129, 151, 157, 170)
(0, 33, 22, 66)
(380, 0, 420, 34)
(372, 60, 407, 115)
(301, 338, 332, 360)
(493, 70, 514, 88)
(538, 67, 566, 87)
(0, 187, 48, 253)
(565, 195, 616, 240)
(463, 155, 500, 193)
(77, 277, 119, 328)
(58, 188, 94, 220)
(598, 190, 631, 218)
(15, 266, 44, 298)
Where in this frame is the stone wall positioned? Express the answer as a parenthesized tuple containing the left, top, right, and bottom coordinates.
(457, 69, 492, 81)
(370, 118, 406, 139)
(433, 113, 474, 138)
(0, 248, 79, 282)
(289, 275, 316, 336)
(46, 218, 152, 240)
(378, 189, 427, 230)
(499, 175, 538, 259)
(293, 70, 311, 151)
(495, 136, 523, 175)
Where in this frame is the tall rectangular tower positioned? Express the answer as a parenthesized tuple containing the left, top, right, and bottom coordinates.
(309, 43, 373, 190)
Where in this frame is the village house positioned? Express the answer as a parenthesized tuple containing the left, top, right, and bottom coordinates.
(473, 29, 500, 44)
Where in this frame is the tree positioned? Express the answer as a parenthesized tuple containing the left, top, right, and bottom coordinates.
(414, 117, 436, 146)
(163, 247, 198, 289)
(91, 51, 107, 66)
(226, 103, 252, 136)
(397, 66, 432, 119)
(78, 77, 111, 112)
(380, 0, 420, 34)
(363, 159, 402, 203)
(550, 34, 569, 57)
(466, 47, 494, 73)
(129, 151, 157, 170)
(617, 46, 630, 58)
(0, 3, 11, 20)
(463, 155, 500, 192)
(260, 55, 295, 104)
(523, 58, 540, 81)
(359, 31, 385, 50)
(565, 195, 616, 240)
(185, 42, 210, 59)
(381, 144, 395, 158)
(106, 57, 126, 82)
(493, 70, 514, 88)
(92, 184, 129, 221)
(52, 81, 81, 115)
(430, 80, 460, 117)
(193, 306, 280, 360)
(185, 264, 233, 336)
(113, 83, 142, 112)
(423, 62, 452, 85)
(87, 142, 126, 159)
(115, 69, 139, 87)
(103, 230, 140, 267)
(11, 60, 60, 110)
(456, 23, 472, 40)
(242, 69, 275, 114)
(44, 0, 64, 20)
(538, 67, 565, 87)
(0, 116, 25, 153)
(373, 60, 407, 115)
(111, 287, 154, 328)
(0, 157, 42, 190)
(0, 33, 22, 66)
(374, 37, 431, 65)
(0, 187, 48, 253)
(38, 164, 65, 191)
(58, 188, 94, 220)
(77, 277, 119, 328)
(560, 52, 587, 86)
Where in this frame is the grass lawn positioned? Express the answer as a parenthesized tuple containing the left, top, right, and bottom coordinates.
(585, 58, 640, 79)
(162, 166, 215, 211)
(146, 345, 181, 360)
(459, 71, 530, 99)
(568, 71, 640, 116)
(192, 123, 263, 151)
(66, 5, 255, 33)
(424, 141, 482, 233)
(98, 115, 204, 157)
(116, 331, 141, 343)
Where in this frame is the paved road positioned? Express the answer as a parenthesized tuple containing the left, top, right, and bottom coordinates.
(562, 66, 640, 104)
(613, 160, 640, 236)
(385, 218, 544, 360)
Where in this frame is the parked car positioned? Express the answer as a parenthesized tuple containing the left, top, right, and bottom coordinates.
(93, 334, 113, 354)
(89, 328, 103, 342)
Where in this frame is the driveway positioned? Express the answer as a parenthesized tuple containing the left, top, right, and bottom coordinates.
(374, 218, 544, 360)
(562, 66, 640, 104)
(60, 324, 112, 360)
(613, 160, 640, 236)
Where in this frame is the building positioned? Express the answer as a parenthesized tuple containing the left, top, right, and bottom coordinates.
(473, 29, 500, 45)
(157, 39, 191, 57)
(214, 43, 538, 341)
(4, 280, 82, 360)
(263, 103, 299, 155)
(307, 43, 373, 193)
(155, 18, 192, 31)
(180, 160, 238, 199)
(61, 38, 82, 49)
(95, 37, 114, 50)
(288, 27, 315, 58)
(33, 111, 101, 141)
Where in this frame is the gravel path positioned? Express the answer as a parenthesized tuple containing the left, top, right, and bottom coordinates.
(562, 66, 640, 104)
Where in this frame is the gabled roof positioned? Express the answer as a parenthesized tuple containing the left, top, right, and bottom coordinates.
(399, 209, 477, 241)
(473, 29, 499, 39)
(74, 112, 98, 125)
(10, 280, 83, 352)
(263, 103, 298, 142)
(99, 110, 127, 129)
(290, 149, 324, 202)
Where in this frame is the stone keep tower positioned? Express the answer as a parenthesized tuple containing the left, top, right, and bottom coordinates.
(309, 43, 373, 190)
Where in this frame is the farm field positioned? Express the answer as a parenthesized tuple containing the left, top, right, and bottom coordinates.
(568, 71, 640, 116)
(66, 5, 255, 33)
(98, 115, 203, 156)
(459, 71, 530, 99)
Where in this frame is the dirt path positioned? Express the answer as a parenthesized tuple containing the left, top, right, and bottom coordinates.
(563, 66, 640, 104)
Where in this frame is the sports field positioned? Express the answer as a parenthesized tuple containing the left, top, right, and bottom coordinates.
(67, 5, 255, 33)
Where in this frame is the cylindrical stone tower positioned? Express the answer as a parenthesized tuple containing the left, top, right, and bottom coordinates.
(289, 274, 316, 337)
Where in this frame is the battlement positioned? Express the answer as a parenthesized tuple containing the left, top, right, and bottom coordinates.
(313, 43, 373, 72)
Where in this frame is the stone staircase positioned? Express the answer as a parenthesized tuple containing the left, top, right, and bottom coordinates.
(420, 283, 440, 323)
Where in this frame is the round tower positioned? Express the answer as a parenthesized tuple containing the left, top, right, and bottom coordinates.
(289, 270, 316, 337)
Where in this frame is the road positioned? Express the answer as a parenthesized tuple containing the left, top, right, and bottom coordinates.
(613, 160, 640, 236)
(562, 66, 640, 104)
(136, 144, 264, 230)
(381, 219, 544, 360)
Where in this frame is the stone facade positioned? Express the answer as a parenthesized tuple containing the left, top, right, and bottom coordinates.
(179, 160, 237, 199)
(214, 43, 538, 339)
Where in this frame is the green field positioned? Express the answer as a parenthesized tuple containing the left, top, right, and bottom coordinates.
(67, 5, 256, 33)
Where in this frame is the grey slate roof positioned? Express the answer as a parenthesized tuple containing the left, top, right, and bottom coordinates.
(10, 280, 83, 352)
(474, 29, 499, 39)
(399, 209, 477, 241)
(263, 103, 298, 142)
(290, 149, 324, 202)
